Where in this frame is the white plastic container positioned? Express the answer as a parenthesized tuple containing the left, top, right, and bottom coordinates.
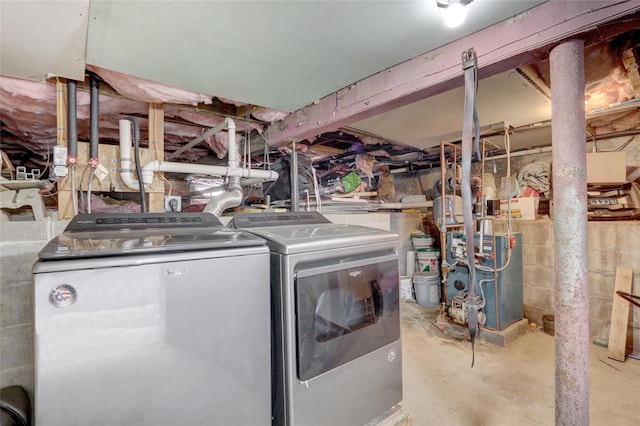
(416, 248, 440, 273)
(406, 251, 416, 277)
(400, 276, 414, 301)
(413, 272, 441, 308)
(411, 234, 434, 249)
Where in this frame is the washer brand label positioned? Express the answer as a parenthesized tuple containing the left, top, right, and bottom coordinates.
(387, 348, 397, 363)
(349, 269, 362, 278)
(50, 284, 77, 308)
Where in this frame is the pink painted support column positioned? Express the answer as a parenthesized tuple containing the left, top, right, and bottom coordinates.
(550, 39, 589, 426)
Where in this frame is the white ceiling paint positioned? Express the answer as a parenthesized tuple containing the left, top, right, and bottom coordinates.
(84, 0, 547, 112)
(349, 69, 553, 151)
(0, 0, 90, 81)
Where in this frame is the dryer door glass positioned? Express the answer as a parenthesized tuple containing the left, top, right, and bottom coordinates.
(295, 257, 400, 381)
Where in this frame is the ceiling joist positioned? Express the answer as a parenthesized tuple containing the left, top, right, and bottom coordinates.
(266, 1, 640, 146)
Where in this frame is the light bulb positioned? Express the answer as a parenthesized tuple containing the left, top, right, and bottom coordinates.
(442, 2, 467, 28)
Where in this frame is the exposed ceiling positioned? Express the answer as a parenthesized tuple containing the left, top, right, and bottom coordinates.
(349, 68, 553, 152)
(349, 32, 640, 153)
(1, 0, 546, 112)
(1, 1, 640, 174)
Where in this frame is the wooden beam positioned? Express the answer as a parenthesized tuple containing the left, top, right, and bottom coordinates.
(267, 1, 640, 145)
(148, 103, 165, 212)
(622, 47, 640, 94)
(608, 267, 633, 362)
(148, 103, 164, 161)
(56, 80, 68, 146)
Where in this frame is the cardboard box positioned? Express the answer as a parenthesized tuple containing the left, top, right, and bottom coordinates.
(587, 151, 627, 185)
(500, 197, 539, 220)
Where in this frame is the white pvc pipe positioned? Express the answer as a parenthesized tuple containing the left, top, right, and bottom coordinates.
(141, 161, 278, 183)
(119, 119, 142, 191)
(226, 118, 237, 169)
(119, 118, 279, 190)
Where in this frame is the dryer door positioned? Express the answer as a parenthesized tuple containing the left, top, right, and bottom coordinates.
(295, 253, 400, 381)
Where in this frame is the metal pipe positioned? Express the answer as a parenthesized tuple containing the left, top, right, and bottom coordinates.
(67, 80, 79, 215)
(290, 142, 299, 212)
(203, 175, 243, 217)
(66, 80, 78, 159)
(550, 39, 589, 426)
(89, 74, 99, 164)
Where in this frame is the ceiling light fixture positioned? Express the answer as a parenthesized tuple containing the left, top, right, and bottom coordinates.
(437, 0, 473, 28)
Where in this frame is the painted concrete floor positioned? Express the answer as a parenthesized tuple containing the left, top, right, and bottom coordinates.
(399, 301, 640, 426)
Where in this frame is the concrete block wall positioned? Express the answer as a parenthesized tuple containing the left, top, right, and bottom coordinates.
(498, 219, 640, 354)
(0, 220, 68, 398)
(324, 212, 391, 231)
(507, 220, 555, 325)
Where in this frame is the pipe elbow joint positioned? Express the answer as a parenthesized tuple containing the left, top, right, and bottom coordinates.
(142, 168, 155, 186)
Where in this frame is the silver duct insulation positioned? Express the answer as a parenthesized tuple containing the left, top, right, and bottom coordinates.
(203, 176, 243, 217)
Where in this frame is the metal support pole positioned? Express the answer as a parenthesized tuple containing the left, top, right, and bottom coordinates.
(550, 39, 589, 426)
(290, 142, 299, 212)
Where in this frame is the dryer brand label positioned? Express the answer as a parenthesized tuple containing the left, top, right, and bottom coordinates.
(49, 284, 77, 308)
(348, 269, 362, 278)
(388, 348, 397, 363)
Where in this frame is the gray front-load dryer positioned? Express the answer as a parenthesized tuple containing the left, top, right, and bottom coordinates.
(33, 213, 271, 426)
(233, 212, 402, 426)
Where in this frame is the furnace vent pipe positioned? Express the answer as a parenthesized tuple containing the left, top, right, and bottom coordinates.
(203, 175, 243, 217)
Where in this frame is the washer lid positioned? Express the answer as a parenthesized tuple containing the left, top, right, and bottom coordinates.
(39, 213, 266, 260)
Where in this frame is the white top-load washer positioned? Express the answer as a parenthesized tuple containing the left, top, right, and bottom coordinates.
(232, 211, 402, 426)
(33, 213, 271, 426)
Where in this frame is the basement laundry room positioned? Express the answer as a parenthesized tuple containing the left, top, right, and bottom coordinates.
(1, 1, 639, 425)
